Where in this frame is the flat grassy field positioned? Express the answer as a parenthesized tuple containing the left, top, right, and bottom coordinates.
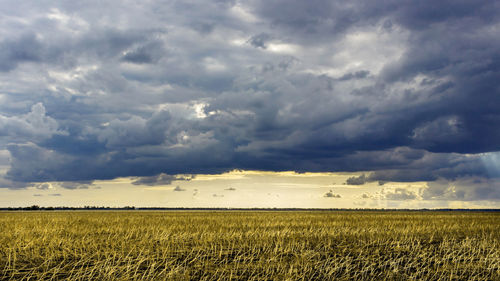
(0, 211, 498, 280)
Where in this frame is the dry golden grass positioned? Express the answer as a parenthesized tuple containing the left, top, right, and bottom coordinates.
(0, 211, 499, 280)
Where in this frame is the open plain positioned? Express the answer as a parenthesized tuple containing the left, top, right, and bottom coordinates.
(1, 211, 499, 280)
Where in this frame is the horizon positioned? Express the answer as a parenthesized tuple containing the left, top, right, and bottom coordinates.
(3, 206, 500, 211)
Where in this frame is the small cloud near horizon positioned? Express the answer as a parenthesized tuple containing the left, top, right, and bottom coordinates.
(173, 186, 186, 192)
(324, 190, 342, 198)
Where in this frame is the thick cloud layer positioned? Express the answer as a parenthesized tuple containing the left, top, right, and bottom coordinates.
(0, 1, 499, 193)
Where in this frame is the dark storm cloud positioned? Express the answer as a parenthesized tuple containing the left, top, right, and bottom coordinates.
(121, 41, 165, 64)
(0, 33, 43, 72)
(250, 0, 499, 39)
(0, 0, 498, 196)
(337, 71, 370, 81)
(0, 178, 33, 189)
(248, 33, 272, 49)
(0, 26, 158, 73)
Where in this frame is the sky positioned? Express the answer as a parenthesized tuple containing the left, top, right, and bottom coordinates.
(0, 0, 499, 208)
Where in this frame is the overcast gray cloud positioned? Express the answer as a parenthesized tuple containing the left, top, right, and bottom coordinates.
(0, 0, 498, 199)
(421, 178, 500, 201)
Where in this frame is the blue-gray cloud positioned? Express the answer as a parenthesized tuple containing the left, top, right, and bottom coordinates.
(131, 174, 194, 186)
(421, 178, 500, 201)
(0, 0, 498, 197)
(346, 174, 368, 185)
(57, 181, 97, 190)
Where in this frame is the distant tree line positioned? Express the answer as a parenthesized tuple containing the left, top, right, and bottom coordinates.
(0, 205, 136, 211)
(0, 206, 499, 212)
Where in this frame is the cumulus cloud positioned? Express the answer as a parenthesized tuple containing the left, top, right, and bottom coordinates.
(324, 190, 341, 198)
(0, 103, 66, 141)
(346, 174, 369, 185)
(0, 0, 498, 195)
(384, 188, 418, 200)
(173, 185, 186, 192)
(34, 183, 52, 190)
